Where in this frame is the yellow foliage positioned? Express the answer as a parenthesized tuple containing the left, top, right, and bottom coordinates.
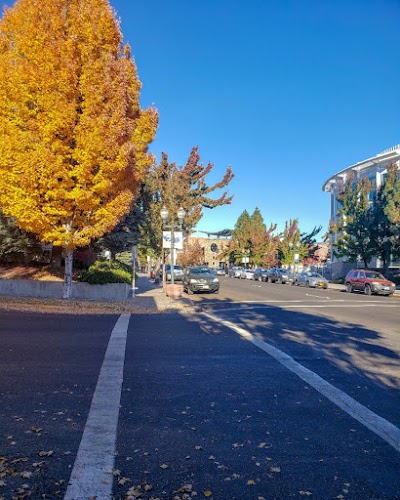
(0, 0, 158, 249)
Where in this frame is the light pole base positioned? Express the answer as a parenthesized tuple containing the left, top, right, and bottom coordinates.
(165, 283, 184, 299)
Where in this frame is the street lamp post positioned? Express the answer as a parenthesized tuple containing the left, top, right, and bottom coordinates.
(160, 206, 185, 285)
(241, 249, 250, 269)
(289, 241, 300, 275)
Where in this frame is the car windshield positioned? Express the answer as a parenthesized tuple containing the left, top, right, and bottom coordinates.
(365, 271, 386, 280)
(308, 273, 323, 278)
(191, 267, 212, 275)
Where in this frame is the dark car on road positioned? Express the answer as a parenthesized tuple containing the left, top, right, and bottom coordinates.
(183, 266, 220, 294)
(345, 269, 396, 296)
(253, 268, 270, 282)
(269, 268, 291, 284)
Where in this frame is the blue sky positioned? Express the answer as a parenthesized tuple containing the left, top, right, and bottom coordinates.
(2, 0, 399, 239)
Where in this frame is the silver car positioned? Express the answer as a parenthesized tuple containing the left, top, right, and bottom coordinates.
(293, 272, 328, 289)
(240, 269, 255, 280)
(228, 266, 243, 278)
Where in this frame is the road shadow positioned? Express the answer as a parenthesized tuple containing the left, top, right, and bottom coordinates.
(184, 295, 400, 394)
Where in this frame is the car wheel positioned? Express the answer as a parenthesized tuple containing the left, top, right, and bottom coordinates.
(306, 281, 310, 288)
(345, 282, 352, 293)
(364, 284, 372, 295)
(213, 289, 219, 294)
(187, 287, 194, 295)
(258, 276, 262, 282)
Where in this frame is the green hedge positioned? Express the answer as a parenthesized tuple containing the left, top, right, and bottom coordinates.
(77, 260, 132, 285)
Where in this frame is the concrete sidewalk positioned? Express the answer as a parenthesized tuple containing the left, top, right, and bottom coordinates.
(132, 273, 192, 312)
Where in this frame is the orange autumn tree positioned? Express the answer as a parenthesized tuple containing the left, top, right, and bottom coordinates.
(0, 0, 158, 298)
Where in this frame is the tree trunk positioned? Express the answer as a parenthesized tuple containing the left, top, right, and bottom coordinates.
(63, 248, 74, 299)
(50, 245, 63, 269)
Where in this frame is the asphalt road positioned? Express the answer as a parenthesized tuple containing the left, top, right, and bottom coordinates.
(0, 279, 399, 499)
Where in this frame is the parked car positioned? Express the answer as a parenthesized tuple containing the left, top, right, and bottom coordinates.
(345, 269, 396, 296)
(240, 269, 255, 280)
(160, 264, 184, 281)
(183, 266, 219, 294)
(228, 266, 243, 278)
(210, 267, 226, 276)
(293, 272, 328, 289)
(253, 268, 270, 282)
(269, 268, 291, 284)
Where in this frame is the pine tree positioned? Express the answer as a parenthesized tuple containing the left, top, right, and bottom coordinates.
(0, 0, 158, 297)
(229, 209, 277, 266)
(331, 174, 375, 267)
(0, 210, 41, 263)
(278, 219, 308, 268)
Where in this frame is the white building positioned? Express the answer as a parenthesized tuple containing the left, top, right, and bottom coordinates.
(322, 144, 400, 278)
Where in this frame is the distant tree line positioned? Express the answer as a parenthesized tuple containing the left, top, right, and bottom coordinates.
(219, 208, 324, 270)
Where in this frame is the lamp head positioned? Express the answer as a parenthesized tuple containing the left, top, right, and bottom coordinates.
(160, 206, 168, 221)
(177, 207, 186, 222)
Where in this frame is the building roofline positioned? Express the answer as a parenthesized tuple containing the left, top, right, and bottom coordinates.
(322, 144, 400, 192)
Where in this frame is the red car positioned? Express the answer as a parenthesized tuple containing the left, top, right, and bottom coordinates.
(345, 269, 396, 296)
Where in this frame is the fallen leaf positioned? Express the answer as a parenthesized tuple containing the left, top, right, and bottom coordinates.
(176, 484, 193, 493)
(160, 464, 169, 469)
(247, 480, 256, 485)
(299, 492, 313, 496)
(38, 450, 53, 457)
(270, 466, 281, 473)
(203, 490, 213, 497)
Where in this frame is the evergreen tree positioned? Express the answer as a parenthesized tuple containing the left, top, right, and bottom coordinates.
(382, 163, 400, 262)
(278, 219, 308, 268)
(228, 209, 277, 266)
(301, 225, 322, 263)
(331, 174, 375, 267)
(0, 209, 41, 263)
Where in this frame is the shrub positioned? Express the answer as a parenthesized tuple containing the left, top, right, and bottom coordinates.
(332, 277, 345, 284)
(77, 260, 132, 285)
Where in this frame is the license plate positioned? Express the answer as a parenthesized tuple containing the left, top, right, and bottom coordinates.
(317, 283, 324, 287)
(383, 286, 389, 290)
(200, 285, 209, 289)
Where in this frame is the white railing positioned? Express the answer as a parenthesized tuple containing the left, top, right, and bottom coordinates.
(381, 144, 400, 154)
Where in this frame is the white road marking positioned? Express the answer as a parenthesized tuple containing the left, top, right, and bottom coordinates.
(204, 303, 398, 314)
(305, 293, 331, 299)
(203, 310, 400, 454)
(64, 314, 130, 500)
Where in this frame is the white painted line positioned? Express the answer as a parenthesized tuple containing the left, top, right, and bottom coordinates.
(203, 311, 400, 454)
(305, 293, 331, 299)
(204, 304, 399, 315)
(64, 314, 130, 500)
